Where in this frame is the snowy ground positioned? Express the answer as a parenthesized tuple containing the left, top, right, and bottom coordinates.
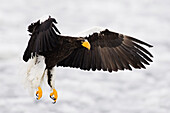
(0, 0, 170, 113)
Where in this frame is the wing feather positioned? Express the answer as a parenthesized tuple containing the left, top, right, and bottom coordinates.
(91, 47, 97, 71)
(133, 42, 153, 57)
(23, 17, 61, 62)
(95, 47, 102, 71)
(112, 48, 124, 70)
(114, 47, 132, 70)
(100, 48, 107, 71)
(127, 36, 153, 47)
(107, 48, 118, 71)
(57, 29, 153, 72)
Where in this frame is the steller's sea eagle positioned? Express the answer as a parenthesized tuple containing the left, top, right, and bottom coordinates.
(23, 16, 153, 103)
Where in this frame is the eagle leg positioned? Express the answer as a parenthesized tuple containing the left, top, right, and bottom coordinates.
(50, 89, 58, 104)
(35, 68, 46, 100)
(47, 68, 58, 103)
(36, 86, 43, 100)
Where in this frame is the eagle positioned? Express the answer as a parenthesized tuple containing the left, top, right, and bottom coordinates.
(23, 16, 153, 103)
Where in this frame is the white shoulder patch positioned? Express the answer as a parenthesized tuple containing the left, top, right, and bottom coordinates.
(76, 26, 106, 37)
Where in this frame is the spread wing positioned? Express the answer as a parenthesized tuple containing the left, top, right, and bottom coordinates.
(57, 29, 153, 72)
(23, 17, 61, 62)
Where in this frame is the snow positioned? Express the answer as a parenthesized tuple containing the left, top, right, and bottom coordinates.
(0, 0, 170, 113)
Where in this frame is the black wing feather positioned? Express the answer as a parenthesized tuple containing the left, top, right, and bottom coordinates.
(57, 29, 153, 72)
(23, 17, 61, 62)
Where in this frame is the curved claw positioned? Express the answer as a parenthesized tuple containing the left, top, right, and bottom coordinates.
(50, 89, 58, 104)
(36, 87, 42, 100)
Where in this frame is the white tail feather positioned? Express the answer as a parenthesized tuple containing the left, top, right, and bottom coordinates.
(23, 56, 46, 95)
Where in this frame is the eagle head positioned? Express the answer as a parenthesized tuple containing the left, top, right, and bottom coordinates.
(81, 39, 91, 50)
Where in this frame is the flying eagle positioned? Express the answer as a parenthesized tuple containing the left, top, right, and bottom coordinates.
(23, 16, 153, 103)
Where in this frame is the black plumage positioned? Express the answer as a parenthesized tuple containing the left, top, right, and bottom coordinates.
(57, 29, 153, 72)
(23, 16, 153, 88)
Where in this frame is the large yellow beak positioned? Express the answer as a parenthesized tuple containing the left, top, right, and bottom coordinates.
(82, 41, 91, 50)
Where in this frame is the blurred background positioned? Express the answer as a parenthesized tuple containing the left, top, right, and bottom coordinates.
(0, 0, 170, 113)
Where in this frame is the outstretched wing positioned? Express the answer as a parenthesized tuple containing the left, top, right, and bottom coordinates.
(23, 17, 61, 62)
(57, 29, 153, 72)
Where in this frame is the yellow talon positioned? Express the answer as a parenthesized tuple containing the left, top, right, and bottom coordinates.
(50, 89, 58, 104)
(36, 87, 42, 100)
